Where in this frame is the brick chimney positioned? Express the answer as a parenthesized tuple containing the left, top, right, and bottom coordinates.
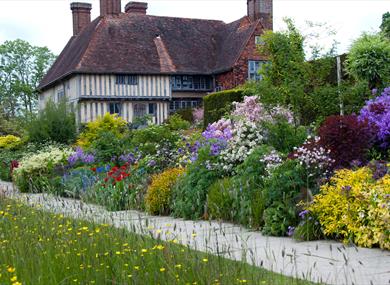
(125, 2, 148, 14)
(70, 2, 92, 36)
(100, 0, 121, 16)
(247, 0, 273, 30)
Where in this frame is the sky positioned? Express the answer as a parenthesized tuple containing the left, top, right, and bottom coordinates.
(0, 0, 389, 56)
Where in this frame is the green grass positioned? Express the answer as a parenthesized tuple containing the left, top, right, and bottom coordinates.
(0, 198, 315, 285)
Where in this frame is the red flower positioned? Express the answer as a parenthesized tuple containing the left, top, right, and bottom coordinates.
(112, 166, 119, 172)
(120, 165, 127, 170)
(104, 177, 109, 182)
(91, 167, 97, 172)
(115, 177, 122, 182)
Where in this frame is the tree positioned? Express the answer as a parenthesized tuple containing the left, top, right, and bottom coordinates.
(0, 39, 56, 118)
(347, 33, 390, 90)
(255, 19, 337, 124)
(26, 98, 77, 144)
(380, 12, 390, 39)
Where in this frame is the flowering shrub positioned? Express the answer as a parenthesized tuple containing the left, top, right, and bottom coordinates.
(260, 150, 283, 177)
(232, 96, 293, 123)
(359, 87, 390, 148)
(218, 120, 264, 173)
(90, 164, 132, 211)
(192, 107, 204, 125)
(0, 135, 22, 150)
(202, 118, 233, 142)
(77, 113, 127, 149)
(67, 147, 95, 166)
(13, 146, 73, 193)
(318, 115, 375, 168)
(308, 167, 390, 250)
(199, 96, 295, 174)
(290, 136, 334, 179)
(145, 168, 185, 215)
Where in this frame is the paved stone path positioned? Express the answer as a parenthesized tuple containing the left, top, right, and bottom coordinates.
(1, 181, 389, 285)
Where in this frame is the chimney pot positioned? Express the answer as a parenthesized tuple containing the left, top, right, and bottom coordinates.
(71, 2, 92, 36)
(125, 2, 148, 14)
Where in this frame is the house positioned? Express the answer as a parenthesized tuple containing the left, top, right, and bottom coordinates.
(38, 0, 273, 124)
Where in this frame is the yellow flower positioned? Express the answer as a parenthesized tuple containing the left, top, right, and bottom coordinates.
(7, 266, 16, 273)
(160, 267, 166, 272)
(10, 276, 18, 282)
(202, 258, 208, 263)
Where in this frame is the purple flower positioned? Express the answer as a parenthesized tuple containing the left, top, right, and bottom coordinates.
(148, 160, 156, 167)
(287, 226, 295, 237)
(68, 147, 95, 166)
(368, 160, 388, 180)
(359, 87, 390, 148)
(299, 210, 309, 219)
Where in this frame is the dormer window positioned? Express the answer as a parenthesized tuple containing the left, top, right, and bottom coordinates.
(116, 75, 138, 85)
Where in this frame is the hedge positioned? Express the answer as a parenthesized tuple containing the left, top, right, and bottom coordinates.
(203, 89, 245, 128)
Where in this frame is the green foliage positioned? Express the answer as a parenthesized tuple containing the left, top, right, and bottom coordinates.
(262, 159, 306, 207)
(347, 33, 390, 89)
(203, 89, 244, 127)
(175, 108, 194, 123)
(90, 131, 125, 163)
(77, 113, 128, 149)
(165, 114, 190, 131)
(380, 12, 390, 39)
(130, 125, 178, 155)
(262, 200, 298, 236)
(0, 112, 24, 136)
(207, 178, 235, 221)
(0, 39, 56, 118)
(307, 82, 370, 124)
(263, 118, 307, 154)
(254, 19, 345, 124)
(27, 99, 76, 144)
(293, 215, 324, 242)
(145, 168, 185, 215)
(171, 146, 219, 219)
(230, 146, 274, 228)
(206, 146, 273, 228)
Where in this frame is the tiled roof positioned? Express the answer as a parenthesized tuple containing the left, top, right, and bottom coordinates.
(38, 14, 261, 90)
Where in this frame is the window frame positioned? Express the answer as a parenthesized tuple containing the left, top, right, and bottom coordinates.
(115, 75, 138, 85)
(109, 102, 122, 115)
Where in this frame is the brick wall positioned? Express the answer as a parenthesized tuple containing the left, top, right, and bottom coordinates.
(216, 22, 268, 90)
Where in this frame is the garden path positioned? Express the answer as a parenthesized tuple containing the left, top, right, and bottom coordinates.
(1, 181, 389, 285)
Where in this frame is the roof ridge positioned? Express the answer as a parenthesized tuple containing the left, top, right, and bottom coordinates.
(121, 13, 226, 24)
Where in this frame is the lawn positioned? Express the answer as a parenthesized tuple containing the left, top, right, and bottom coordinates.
(0, 198, 314, 285)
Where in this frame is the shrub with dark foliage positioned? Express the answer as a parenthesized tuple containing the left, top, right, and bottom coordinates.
(318, 115, 375, 168)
